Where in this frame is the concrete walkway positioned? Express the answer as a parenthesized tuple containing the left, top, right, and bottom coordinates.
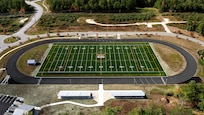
(86, 18, 186, 33)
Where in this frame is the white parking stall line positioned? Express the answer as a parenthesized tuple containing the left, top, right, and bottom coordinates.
(2, 96, 8, 102)
(139, 77, 144, 84)
(37, 78, 42, 85)
(9, 97, 16, 104)
(0, 95, 4, 101)
(144, 78, 149, 84)
(5, 97, 11, 103)
(161, 77, 166, 85)
(134, 78, 138, 85)
(151, 77, 157, 84)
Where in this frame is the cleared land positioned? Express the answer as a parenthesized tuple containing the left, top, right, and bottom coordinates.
(37, 42, 165, 77)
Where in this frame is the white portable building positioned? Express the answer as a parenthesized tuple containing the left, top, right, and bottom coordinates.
(57, 91, 93, 99)
(111, 90, 146, 99)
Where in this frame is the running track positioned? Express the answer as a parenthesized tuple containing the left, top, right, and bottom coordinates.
(6, 38, 197, 84)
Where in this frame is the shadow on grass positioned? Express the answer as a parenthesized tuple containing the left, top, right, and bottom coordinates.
(182, 77, 202, 83)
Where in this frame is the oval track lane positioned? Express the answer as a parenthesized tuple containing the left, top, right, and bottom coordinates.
(6, 38, 197, 84)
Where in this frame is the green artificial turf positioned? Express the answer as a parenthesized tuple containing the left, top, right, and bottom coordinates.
(37, 42, 165, 77)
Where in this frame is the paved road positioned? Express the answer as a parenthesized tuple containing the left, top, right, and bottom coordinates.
(13, 0, 43, 38)
(6, 38, 197, 84)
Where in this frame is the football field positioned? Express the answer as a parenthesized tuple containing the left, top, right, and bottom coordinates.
(37, 42, 166, 77)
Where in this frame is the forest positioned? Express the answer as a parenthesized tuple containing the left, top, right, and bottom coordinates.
(0, 0, 34, 13)
(47, 0, 204, 13)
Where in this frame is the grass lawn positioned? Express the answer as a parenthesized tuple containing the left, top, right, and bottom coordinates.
(37, 42, 165, 77)
(3, 36, 19, 43)
(0, 14, 31, 34)
(17, 44, 49, 75)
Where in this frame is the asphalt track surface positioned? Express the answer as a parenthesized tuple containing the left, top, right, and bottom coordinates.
(6, 38, 197, 84)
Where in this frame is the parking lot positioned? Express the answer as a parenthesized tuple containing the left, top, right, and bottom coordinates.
(0, 94, 17, 115)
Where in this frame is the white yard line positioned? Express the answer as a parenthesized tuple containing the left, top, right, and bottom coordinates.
(61, 46, 70, 72)
(105, 45, 107, 72)
(129, 46, 139, 71)
(113, 46, 118, 71)
(121, 46, 129, 71)
(142, 44, 154, 71)
(116, 46, 123, 71)
(69, 46, 77, 71)
(100, 45, 103, 73)
(84, 45, 90, 71)
(90, 46, 94, 72)
(137, 44, 149, 71)
(79, 45, 86, 71)
(48, 45, 60, 72)
(95, 46, 98, 72)
(132, 46, 143, 71)
(53, 45, 65, 71)
(108, 46, 113, 72)
(57, 46, 67, 71)
(74, 46, 82, 71)
(125, 46, 134, 71)
(64, 45, 73, 72)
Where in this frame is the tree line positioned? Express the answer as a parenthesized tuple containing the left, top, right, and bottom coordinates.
(0, 0, 34, 13)
(178, 81, 204, 112)
(185, 13, 204, 36)
(154, 0, 204, 12)
(47, 0, 204, 13)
